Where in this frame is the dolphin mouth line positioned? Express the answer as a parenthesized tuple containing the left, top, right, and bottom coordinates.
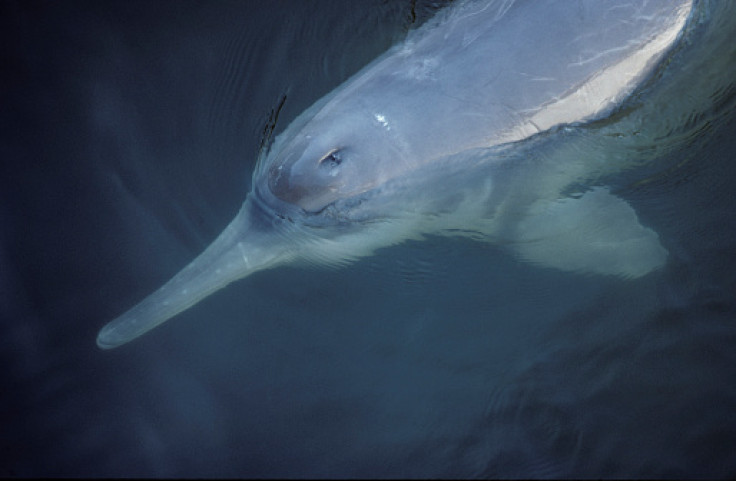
(305, 193, 383, 227)
(253, 179, 377, 229)
(249, 185, 301, 226)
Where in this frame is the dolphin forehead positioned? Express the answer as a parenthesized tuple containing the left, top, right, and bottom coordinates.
(254, 0, 693, 219)
(265, 129, 350, 212)
(262, 106, 406, 213)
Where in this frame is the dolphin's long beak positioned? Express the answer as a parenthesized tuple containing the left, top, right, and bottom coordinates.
(97, 196, 291, 349)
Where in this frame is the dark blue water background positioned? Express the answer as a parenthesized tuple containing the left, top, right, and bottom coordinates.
(2, 0, 735, 477)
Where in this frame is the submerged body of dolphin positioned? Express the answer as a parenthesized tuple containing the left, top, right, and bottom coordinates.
(97, 0, 732, 349)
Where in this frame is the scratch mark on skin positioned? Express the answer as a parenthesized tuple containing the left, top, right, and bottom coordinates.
(238, 242, 249, 267)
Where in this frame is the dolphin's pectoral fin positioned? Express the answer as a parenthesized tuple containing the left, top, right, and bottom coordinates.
(512, 187, 667, 278)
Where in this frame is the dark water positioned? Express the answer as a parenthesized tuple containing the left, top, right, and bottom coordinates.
(2, 0, 736, 478)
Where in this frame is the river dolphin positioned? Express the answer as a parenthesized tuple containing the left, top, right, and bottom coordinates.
(97, 0, 725, 348)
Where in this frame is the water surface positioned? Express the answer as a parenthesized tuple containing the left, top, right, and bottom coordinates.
(2, 0, 736, 477)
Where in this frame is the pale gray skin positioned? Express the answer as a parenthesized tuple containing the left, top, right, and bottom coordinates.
(97, 0, 730, 349)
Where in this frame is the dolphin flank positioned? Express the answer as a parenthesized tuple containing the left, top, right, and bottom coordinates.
(98, 0, 732, 349)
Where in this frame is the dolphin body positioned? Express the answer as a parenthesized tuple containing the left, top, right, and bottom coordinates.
(97, 0, 712, 348)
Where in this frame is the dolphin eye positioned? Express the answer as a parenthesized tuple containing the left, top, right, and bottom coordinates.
(318, 149, 342, 169)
